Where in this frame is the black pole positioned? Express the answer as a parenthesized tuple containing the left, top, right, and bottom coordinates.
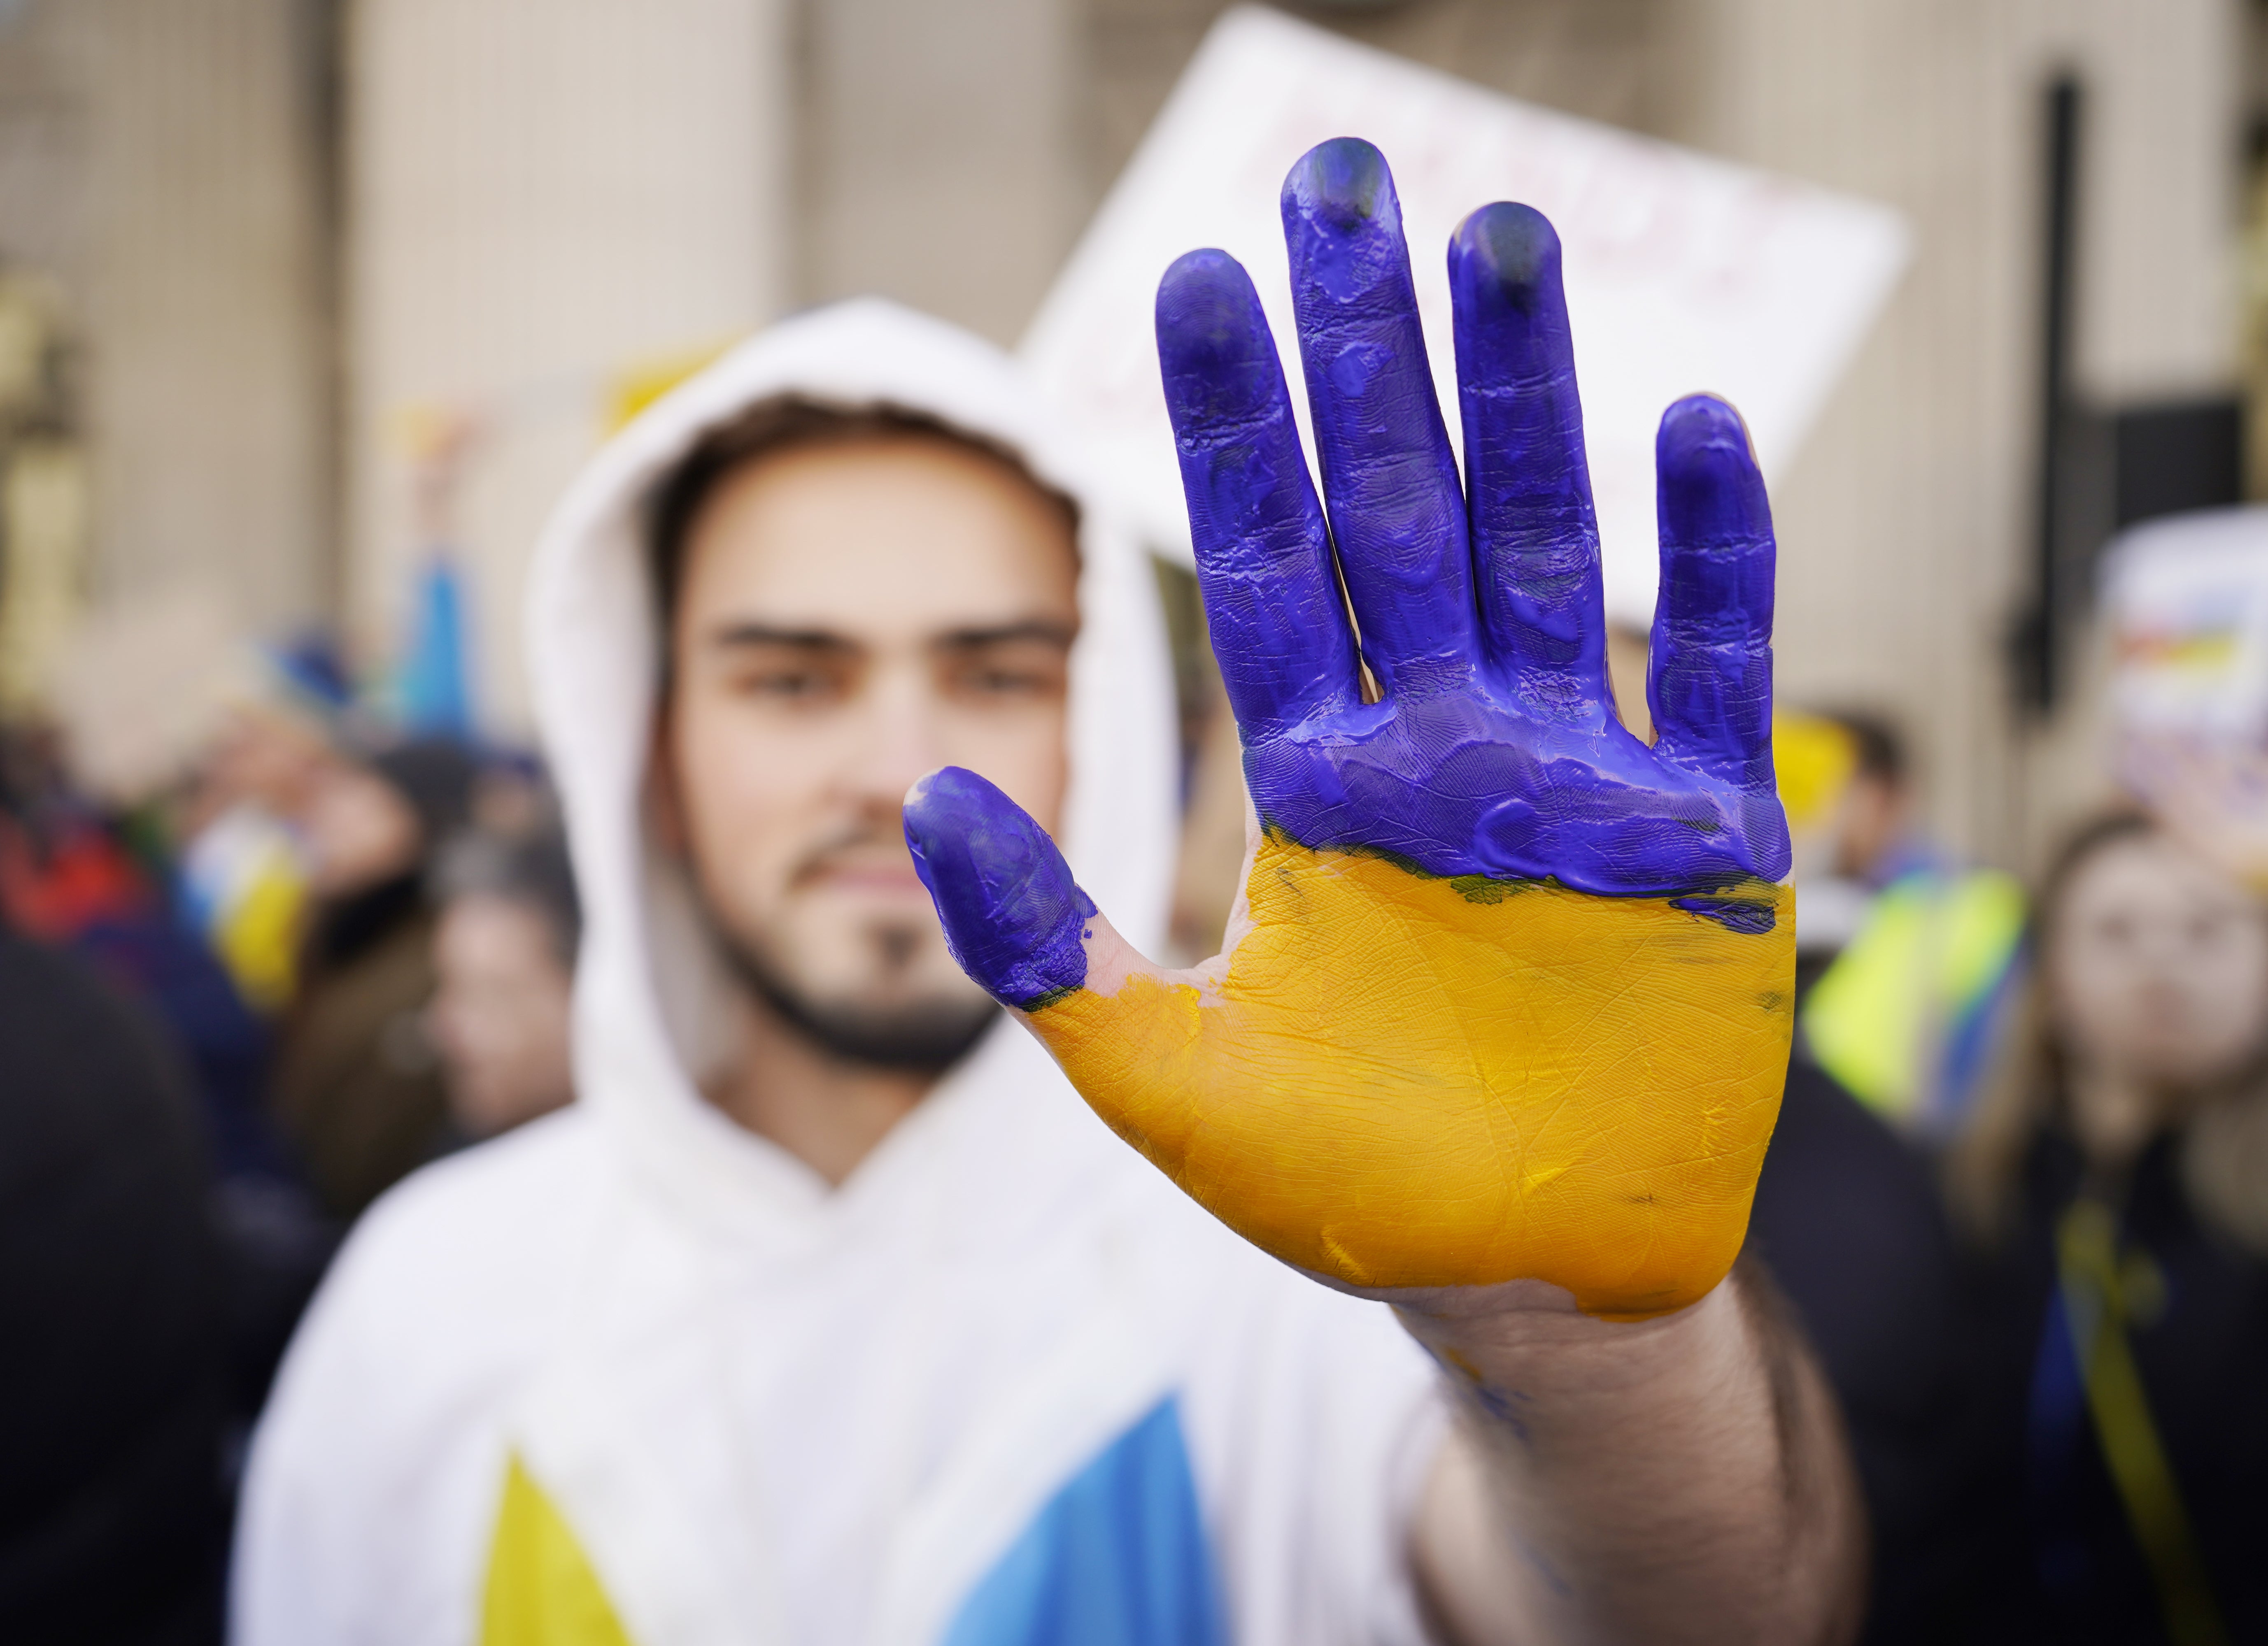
(2023, 75, 2083, 713)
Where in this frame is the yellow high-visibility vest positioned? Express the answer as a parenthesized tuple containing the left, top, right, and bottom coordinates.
(1801, 868, 2026, 1128)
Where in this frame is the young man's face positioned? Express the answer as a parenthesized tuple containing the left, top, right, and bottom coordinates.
(660, 433, 1078, 1068)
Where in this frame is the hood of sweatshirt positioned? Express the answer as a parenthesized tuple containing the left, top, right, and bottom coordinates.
(523, 297, 1179, 1242)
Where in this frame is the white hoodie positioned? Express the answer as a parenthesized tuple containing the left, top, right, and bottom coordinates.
(233, 300, 1444, 1646)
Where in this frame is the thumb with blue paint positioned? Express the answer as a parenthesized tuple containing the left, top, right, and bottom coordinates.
(902, 766, 1103, 1015)
(903, 766, 1197, 1158)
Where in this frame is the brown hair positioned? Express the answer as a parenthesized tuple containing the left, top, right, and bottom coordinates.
(645, 395, 1079, 634)
(1947, 809, 2268, 1254)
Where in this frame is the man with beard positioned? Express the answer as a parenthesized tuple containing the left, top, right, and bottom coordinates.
(236, 143, 1857, 1645)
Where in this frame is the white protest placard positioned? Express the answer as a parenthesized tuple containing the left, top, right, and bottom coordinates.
(2097, 509, 2268, 889)
(2101, 507, 2268, 744)
(1021, 5, 1911, 628)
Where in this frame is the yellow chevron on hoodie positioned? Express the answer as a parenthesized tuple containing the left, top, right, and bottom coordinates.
(480, 1456, 635, 1646)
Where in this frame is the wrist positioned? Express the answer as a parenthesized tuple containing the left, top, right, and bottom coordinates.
(1391, 1271, 1747, 1413)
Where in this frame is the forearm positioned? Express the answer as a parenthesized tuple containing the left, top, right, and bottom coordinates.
(1401, 1258, 1863, 1646)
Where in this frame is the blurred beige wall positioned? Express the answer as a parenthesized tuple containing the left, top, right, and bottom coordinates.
(800, 0, 1086, 342)
(0, 0, 331, 634)
(1091, 0, 1670, 175)
(346, 0, 793, 726)
(1662, 0, 2242, 867)
(798, 0, 1673, 341)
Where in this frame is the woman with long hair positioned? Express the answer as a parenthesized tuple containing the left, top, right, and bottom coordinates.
(1950, 811, 2268, 1645)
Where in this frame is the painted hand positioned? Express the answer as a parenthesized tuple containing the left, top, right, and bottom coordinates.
(906, 139, 1794, 1320)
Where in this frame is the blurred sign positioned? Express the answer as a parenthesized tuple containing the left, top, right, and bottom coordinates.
(1022, 4, 1911, 628)
(2101, 507, 2268, 744)
(2101, 507, 2268, 891)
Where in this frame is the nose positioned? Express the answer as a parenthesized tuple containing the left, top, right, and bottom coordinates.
(842, 656, 943, 814)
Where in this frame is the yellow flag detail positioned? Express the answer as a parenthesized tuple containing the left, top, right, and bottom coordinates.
(1771, 712, 1858, 834)
(2057, 1202, 2228, 1646)
(1802, 869, 2024, 1123)
(480, 1455, 637, 1646)
(212, 851, 307, 1014)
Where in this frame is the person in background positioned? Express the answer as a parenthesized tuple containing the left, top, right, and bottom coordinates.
(1949, 811, 2268, 1644)
(1, 720, 334, 1436)
(1704, 708, 2005, 1641)
(1, 721, 283, 1183)
(1784, 709, 2026, 1137)
(268, 737, 476, 1220)
(169, 661, 347, 1017)
(426, 824, 579, 1142)
(0, 922, 230, 1646)
(1745, 1055, 1979, 1646)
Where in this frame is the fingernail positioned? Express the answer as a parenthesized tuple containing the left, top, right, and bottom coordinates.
(1451, 202, 1560, 313)
(1282, 137, 1396, 237)
(1657, 395, 1770, 545)
(1156, 251, 1277, 421)
(1658, 394, 1754, 467)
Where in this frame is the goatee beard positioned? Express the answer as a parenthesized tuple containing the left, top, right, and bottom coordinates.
(715, 934, 998, 1074)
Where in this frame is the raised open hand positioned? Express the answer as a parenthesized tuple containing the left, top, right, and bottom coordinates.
(906, 138, 1794, 1320)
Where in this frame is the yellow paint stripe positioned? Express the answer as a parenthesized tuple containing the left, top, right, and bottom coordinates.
(1033, 837, 1793, 1317)
(480, 1455, 637, 1646)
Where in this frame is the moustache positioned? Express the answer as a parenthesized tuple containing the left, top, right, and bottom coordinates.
(787, 825, 921, 890)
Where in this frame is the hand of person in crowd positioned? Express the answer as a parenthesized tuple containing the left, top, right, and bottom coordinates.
(907, 138, 1793, 1323)
(2120, 730, 2268, 898)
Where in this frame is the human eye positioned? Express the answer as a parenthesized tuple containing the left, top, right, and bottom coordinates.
(731, 651, 849, 705)
(962, 664, 1047, 696)
(949, 642, 1066, 703)
(2193, 907, 2245, 949)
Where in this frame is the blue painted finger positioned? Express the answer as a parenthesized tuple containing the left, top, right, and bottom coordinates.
(1448, 203, 1610, 719)
(1280, 138, 1473, 695)
(1647, 395, 1777, 793)
(1157, 250, 1360, 735)
(903, 767, 1095, 1011)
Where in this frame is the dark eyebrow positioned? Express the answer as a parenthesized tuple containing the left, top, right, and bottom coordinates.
(933, 620, 1077, 653)
(705, 623, 857, 652)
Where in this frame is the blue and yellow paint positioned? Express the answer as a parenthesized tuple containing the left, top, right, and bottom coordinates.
(910, 771, 1791, 1321)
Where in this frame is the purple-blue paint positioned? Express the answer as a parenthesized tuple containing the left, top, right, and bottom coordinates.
(1155, 139, 1791, 903)
(1279, 137, 1474, 695)
(1649, 395, 1779, 796)
(908, 138, 1788, 992)
(1157, 250, 1359, 738)
(903, 766, 1094, 1010)
(1453, 201, 1609, 710)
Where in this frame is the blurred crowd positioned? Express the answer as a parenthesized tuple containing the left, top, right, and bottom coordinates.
(5, 623, 2268, 1644)
(0, 645, 578, 1641)
(1753, 706, 2268, 1643)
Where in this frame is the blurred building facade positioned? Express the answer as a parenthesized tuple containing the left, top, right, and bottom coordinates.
(0, 0, 331, 673)
(0, 0, 2252, 864)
